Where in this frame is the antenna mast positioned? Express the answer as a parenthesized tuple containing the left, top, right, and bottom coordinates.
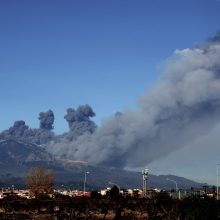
(142, 168, 148, 197)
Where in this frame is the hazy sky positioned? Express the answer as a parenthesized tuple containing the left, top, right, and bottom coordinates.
(1, 0, 220, 184)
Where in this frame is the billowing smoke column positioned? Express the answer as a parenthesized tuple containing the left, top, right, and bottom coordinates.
(0, 110, 55, 144)
(48, 33, 220, 168)
(1, 33, 220, 169)
(0, 120, 29, 139)
(63, 104, 96, 140)
(39, 110, 54, 130)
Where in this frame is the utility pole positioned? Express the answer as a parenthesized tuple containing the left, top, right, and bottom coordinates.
(166, 178, 180, 199)
(83, 171, 90, 195)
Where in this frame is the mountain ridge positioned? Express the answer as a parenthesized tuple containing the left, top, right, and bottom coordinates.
(0, 139, 204, 190)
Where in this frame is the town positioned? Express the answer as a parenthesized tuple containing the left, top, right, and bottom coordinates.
(0, 184, 219, 219)
(0, 167, 219, 219)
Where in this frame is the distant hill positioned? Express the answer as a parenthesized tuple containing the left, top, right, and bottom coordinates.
(0, 139, 204, 190)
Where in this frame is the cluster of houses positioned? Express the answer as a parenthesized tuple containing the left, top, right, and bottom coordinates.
(0, 188, 30, 199)
(0, 186, 150, 199)
(0, 185, 217, 200)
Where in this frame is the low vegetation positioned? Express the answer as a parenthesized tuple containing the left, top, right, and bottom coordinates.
(0, 192, 220, 219)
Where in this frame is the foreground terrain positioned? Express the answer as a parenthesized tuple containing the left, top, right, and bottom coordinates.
(0, 193, 220, 220)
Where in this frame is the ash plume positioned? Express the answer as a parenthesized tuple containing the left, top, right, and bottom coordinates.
(0, 120, 29, 140)
(39, 110, 54, 130)
(0, 110, 55, 144)
(63, 105, 96, 141)
(48, 32, 220, 168)
(1, 32, 220, 169)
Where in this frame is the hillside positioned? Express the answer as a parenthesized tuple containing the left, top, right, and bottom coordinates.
(0, 139, 204, 190)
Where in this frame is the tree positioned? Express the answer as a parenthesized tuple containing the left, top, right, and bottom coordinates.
(26, 165, 55, 197)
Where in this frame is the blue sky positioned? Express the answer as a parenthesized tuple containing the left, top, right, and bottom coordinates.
(1, 0, 220, 133)
(1, 0, 220, 183)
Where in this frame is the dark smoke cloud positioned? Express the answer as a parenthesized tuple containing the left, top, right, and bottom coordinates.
(64, 105, 95, 128)
(1, 33, 220, 169)
(47, 32, 220, 168)
(39, 110, 54, 130)
(63, 105, 96, 141)
(0, 120, 29, 140)
(0, 110, 55, 144)
(0, 106, 96, 145)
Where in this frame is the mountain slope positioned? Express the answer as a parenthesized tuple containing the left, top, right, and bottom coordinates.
(0, 139, 204, 189)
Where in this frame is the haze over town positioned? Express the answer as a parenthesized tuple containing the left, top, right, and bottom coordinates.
(1, 0, 220, 185)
